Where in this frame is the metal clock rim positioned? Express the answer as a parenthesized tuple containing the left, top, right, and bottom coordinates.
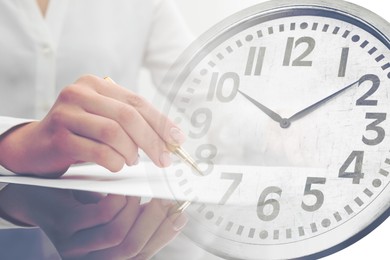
(163, 0, 389, 101)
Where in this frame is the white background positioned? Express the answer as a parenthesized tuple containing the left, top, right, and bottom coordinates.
(145, 0, 389, 259)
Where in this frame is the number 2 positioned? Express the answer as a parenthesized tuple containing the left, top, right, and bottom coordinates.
(356, 74, 380, 106)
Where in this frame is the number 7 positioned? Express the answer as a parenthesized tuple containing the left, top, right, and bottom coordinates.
(219, 172, 243, 205)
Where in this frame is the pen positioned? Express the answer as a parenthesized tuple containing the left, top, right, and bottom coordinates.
(166, 143, 203, 176)
(104, 76, 203, 213)
(166, 144, 203, 213)
(104, 77, 203, 175)
(166, 144, 204, 214)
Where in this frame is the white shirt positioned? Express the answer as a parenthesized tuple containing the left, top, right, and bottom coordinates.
(0, 0, 191, 119)
(0, 2, 219, 260)
(0, 0, 191, 225)
(0, 1, 214, 259)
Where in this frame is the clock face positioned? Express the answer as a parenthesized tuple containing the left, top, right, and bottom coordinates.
(160, 0, 390, 259)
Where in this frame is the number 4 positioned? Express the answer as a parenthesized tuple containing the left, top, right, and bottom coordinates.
(338, 151, 365, 184)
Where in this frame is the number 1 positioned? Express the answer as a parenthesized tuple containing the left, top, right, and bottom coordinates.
(338, 47, 349, 77)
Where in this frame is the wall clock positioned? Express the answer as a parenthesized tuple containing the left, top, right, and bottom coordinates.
(159, 0, 390, 258)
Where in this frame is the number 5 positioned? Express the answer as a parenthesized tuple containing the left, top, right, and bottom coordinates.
(301, 177, 326, 212)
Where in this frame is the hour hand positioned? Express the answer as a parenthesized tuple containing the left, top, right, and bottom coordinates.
(238, 90, 285, 125)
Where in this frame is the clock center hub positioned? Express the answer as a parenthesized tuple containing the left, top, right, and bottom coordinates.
(280, 118, 291, 128)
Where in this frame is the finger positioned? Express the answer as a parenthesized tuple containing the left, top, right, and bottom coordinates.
(118, 199, 172, 258)
(61, 196, 141, 258)
(75, 88, 171, 167)
(56, 129, 126, 172)
(130, 212, 188, 260)
(63, 109, 139, 165)
(77, 75, 184, 145)
(99, 77, 186, 146)
(87, 199, 172, 260)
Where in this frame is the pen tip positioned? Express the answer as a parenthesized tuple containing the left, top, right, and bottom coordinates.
(192, 164, 204, 176)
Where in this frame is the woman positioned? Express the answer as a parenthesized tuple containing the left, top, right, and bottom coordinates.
(0, 0, 192, 259)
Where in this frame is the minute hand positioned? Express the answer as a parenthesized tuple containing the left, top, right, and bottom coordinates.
(288, 79, 360, 122)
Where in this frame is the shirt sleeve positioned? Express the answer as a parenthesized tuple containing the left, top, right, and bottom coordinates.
(143, 0, 194, 89)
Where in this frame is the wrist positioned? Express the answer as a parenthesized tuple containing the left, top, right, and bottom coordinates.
(0, 122, 36, 174)
(0, 122, 33, 172)
(0, 120, 71, 177)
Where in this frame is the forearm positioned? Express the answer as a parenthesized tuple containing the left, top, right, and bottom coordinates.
(0, 117, 35, 175)
(0, 122, 36, 173)
(0, 118, 39, 228)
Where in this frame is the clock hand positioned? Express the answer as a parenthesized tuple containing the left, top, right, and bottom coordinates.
(287, 79, 360, 123)
(238, 90, 291, 127)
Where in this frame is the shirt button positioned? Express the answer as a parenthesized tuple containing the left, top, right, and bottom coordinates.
(41, 44, 53, 55)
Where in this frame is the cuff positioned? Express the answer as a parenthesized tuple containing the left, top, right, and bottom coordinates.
(0, 116, 33, 136)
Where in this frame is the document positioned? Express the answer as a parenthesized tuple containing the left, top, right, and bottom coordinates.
(0, 162, 326, 205)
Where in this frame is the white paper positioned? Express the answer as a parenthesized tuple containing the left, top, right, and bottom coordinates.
(0, 163, 327, 205)
(0, 163, 173, 199)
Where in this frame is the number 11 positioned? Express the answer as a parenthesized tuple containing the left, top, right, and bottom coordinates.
(245, 47, 266, 76)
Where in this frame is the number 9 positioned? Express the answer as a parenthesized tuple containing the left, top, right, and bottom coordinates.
(189, 108, 212, 139)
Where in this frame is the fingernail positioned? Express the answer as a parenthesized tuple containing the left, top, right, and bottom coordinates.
(171, 213, 188, 231)
(160, 151, 172, 167)
(170, 128, 186, 145)
(126, 154, 139, 166)
(104, 76, 116, 84)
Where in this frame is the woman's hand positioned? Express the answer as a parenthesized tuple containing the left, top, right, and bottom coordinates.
(0, 185, 188, 260)
(0, 75, 185, 177)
